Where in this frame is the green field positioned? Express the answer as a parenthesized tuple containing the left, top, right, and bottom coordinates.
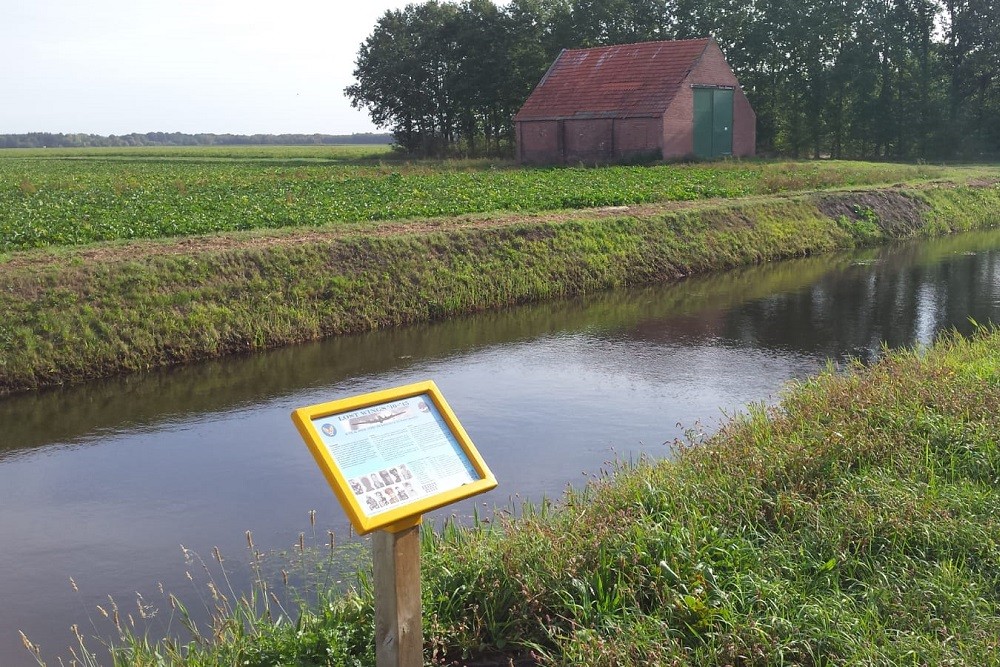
(1, 147, 998, 394)
(0, 146, 955, 252)
(2, 177, 999, 395)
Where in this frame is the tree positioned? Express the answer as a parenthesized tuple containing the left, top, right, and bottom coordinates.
(345, 2, 460, 154)
(345, 0, 1000, 159)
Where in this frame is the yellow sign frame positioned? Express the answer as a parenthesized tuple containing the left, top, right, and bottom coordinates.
(291, 380, 497, 535)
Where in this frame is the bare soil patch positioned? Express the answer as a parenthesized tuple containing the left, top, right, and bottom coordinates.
(815, 190, 931, 235)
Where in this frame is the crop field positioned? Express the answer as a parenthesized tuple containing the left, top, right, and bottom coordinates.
(0, 146, 953, 252)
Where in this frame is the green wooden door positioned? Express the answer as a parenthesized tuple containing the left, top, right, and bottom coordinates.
(693, 88, 714, 158)
(693, 87, 733, 158)
(712, 88, 733, 156)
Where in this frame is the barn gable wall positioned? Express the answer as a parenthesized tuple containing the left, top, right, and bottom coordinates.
(662, 40, 756, 158)
(732, 89, 757, 157)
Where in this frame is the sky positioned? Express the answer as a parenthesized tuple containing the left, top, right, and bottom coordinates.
(1, 0, 499, 136)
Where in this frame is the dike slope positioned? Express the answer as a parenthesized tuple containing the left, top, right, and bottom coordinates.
(1, 183, 999, 395)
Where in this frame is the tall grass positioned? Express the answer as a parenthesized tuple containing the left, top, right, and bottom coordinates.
(420, 326, 1000, 664)
(23, 519, 373, 667)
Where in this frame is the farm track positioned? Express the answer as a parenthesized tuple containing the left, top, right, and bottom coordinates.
(0, 178, 982, 274)
(0, 202, 698, 272)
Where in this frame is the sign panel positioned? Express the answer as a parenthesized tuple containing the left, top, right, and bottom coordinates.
(292, 380, 497, 534)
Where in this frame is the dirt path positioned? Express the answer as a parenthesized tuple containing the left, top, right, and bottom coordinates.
(2, 178, 991, 273)
(0, 201, 700, 272)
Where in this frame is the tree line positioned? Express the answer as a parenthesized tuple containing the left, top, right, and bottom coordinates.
(346, 0, 1000, 160)
(0, 132, 392, 149)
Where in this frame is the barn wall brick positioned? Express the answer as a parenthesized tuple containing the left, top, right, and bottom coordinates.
(661, 91, 693, 158)
(564, 119, 614, 163)
(688, 41, 741, 88)
(733, 89, 757, 157)
(517, 120, 563, 164)
(613, 117, 662, 160)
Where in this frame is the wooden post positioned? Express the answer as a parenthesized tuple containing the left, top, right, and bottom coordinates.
(373, 521, 422, 667)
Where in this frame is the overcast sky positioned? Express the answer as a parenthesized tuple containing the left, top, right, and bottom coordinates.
(1, 0, 500, 136)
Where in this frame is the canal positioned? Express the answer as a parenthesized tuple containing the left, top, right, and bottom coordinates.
(2, 228, 1000, 664)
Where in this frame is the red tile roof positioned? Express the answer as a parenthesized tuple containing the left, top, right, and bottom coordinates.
(515, 38, 711, 121)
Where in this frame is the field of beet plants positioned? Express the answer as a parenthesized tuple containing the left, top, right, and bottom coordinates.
(0, 146, 947, 252)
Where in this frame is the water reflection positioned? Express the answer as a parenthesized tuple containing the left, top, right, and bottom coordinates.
(719, 234, 1000, 361)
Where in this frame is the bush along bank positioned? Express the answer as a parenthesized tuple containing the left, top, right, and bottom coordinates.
(82, 324, 1000, 666)
(1, 183, 999, 395)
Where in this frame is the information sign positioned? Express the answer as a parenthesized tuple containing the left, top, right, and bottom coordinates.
(291, 380, 497, 534)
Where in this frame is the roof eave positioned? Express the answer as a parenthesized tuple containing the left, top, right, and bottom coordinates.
(515, 112, 664, 123)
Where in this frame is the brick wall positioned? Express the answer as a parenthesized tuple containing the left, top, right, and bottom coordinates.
(732, 91, 757, 157)
(518, 117, 663, 164)
(517, 120, 561, 164)
(613, 117, 662, 161)
(563, 119, 614, 162)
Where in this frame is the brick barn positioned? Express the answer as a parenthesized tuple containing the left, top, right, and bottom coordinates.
(515, 37, 756, 164)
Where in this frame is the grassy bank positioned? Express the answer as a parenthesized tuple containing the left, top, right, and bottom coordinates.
(427, 325, 1000, 664)
(2, 182, 1000, 395)
(54, 324, 1000, 666)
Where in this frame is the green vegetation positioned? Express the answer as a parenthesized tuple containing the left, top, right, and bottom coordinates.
(2, 168, 999, 395)
(47, 325, 1000, 665)
(0, 151, 957, 252)
(0, 144, 394, 162)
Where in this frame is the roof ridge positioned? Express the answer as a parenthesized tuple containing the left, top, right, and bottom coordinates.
(561, 37, 711, 54)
